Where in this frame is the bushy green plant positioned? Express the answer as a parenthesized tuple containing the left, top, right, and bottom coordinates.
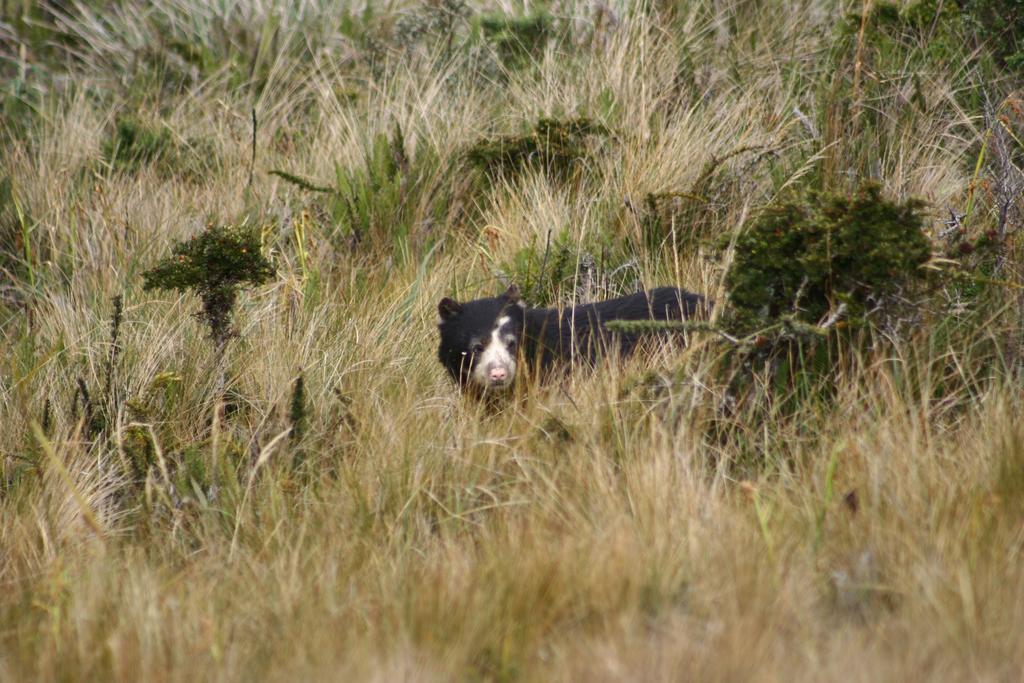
(274, 124, 454, 254)
(961, 0, 1024, 69)
(466, 117, 607, 181)
(143, 224, 275, 350)
(103, 117, 175, 171)
(724, 183, 932, 335)
(477, 10, 553, 69)
(498, 230, 638, 306)
(102, 116, 213, 178)
(331, 129, 409, 247)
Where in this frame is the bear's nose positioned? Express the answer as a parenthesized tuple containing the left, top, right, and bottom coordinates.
(489, 366, 508, 382)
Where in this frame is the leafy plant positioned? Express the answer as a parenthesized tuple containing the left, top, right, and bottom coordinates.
(143, 224, 275, 351)
(274, 124, 454, 254)
(961, 0, 1024, 69)
(466, 116, 607, 181)
(477, 10, 554, 69)
(498, 229, 639, 306)
(102, 116, 214, 178)
(724, 183, 932, 335)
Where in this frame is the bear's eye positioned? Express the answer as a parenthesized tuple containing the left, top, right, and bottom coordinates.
(472, 343, 485, 355)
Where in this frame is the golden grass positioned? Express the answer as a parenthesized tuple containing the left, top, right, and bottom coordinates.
(2, 1, 1022, 680)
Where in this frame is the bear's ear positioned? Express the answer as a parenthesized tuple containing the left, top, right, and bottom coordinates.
(503, 284, 525, 307)
(438, 297, 462, 321)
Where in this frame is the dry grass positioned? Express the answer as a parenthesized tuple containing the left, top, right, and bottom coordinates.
(2, 1, 1023, 681)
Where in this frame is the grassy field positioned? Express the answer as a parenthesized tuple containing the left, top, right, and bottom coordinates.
(2, 1, 1024, 680)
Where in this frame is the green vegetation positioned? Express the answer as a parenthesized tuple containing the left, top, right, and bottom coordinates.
(477, 10, 555, 69)
(103, 117, 178, 172)
(466, 117, 607, 181)
(143, 224, 275, 349)
(102, 116, 216, 178)
(498, 229, 638, 306)
(725, 183, 931, 334)
(1, 1, 1024, 681)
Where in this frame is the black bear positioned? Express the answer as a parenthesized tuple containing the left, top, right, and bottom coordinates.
(436, 284, 707, 394)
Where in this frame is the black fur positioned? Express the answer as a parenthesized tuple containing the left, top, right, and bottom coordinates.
(437, 285, 708, 392)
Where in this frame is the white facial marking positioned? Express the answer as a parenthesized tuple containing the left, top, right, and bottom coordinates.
(470, 316, 517, 391)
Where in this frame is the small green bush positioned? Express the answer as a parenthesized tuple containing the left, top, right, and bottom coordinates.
(961, 0, 1024, 69)
(143, 224, 275, 349)
(330, 129, 409, 247)
(102, 116, 214, 178)
(466, 117, 607, 181)
(477, 11, 553, 69)
(498, 230, 638, 306)
(724, 183, 932, 335)
(103, 117, 175, 170)
(274, 124, 454, 255)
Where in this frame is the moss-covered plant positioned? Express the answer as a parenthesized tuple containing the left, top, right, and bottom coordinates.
(143, 224, 275, 351)
(613, 184, 935, 432)
(724, 183, 932, 335)
(466, 116, 607, 181)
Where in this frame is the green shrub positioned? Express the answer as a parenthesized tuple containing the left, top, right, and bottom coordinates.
(724, 183, 932, 335)
(274, 124, 453, 255)
(961, 0, 1024, 69)
(477, 10, 553, 69)
(466, 117, 607, 182)
(102, 116, 214, 178)
(143, 224, 276, 350)
(497, 229, 639, 307)
(103, 117, 175, 170)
